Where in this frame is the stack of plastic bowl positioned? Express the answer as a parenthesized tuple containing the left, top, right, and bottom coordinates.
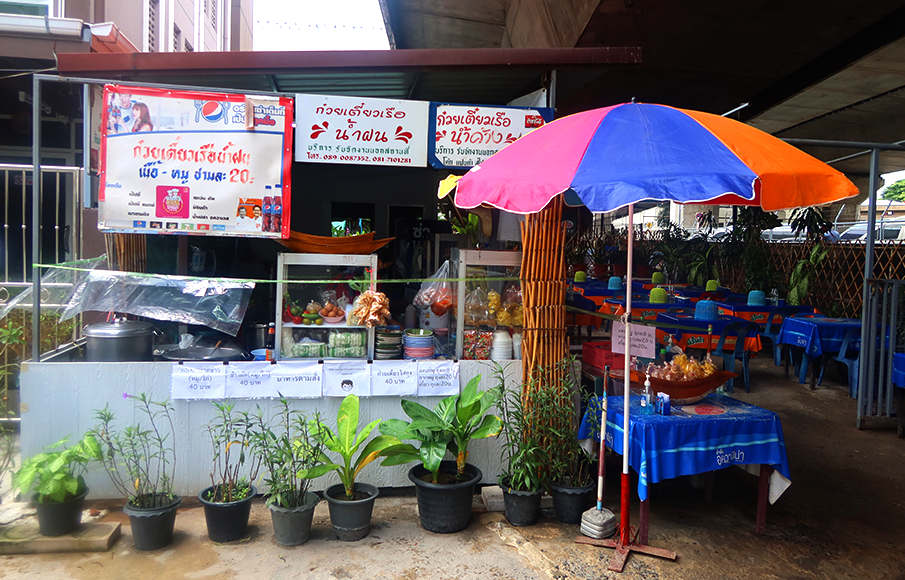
(649, 287, 668, 304)
(748, 290, 766, 306)
(490, 329, 513, 360)
(403, 328, 434, 360)
(608, 276, 623, 290)
(375, 326, 403, 359)
(512, 333, 523, 360)
(694, 299, 719, 320)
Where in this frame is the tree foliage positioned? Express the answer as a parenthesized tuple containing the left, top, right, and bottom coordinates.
(882, 179, 905, 202)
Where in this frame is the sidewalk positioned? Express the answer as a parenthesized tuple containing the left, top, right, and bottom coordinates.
(1, 355, 903, 579)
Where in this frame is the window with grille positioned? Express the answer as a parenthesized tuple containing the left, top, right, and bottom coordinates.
(184, 40, 194, 52)
(174, 24, 180, 51)
(210, 0, 217, 30)
(148, 0, 158, 52)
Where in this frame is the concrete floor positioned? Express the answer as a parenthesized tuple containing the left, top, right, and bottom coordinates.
(1, 355, 904, 580)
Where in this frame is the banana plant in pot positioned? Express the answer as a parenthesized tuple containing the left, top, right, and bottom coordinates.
(379, 374, 503, 533)
(199, 401, 262, 543)
(92, 394, 180, 551)
(13, 433, 101, 536)
(249, 396, 327, 547)
(297, 393, 402, 541)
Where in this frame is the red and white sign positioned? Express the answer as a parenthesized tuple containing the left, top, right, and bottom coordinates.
(99, 85, 293, 238)
(296, 94, 429, 167)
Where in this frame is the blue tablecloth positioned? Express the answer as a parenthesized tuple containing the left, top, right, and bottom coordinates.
(777, 317, 861, 358)
(714, 303, 808, 324)
(577, 394, 791, 502)
(655, 313, 756, 340)
(893, 353, 905, 388)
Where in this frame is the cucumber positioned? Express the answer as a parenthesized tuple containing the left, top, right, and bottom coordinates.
(302, 312, 321, 320)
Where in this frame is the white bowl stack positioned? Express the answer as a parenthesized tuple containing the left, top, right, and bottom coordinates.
(490, 329, 513, 360)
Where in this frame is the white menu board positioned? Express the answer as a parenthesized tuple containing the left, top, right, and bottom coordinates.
(322, 360, 371, 397)
(270, 360, 323, 398)
(370, 360, 418, 396)
(295, 94, 429, 167)
(416, 360, 460, 397)
(171, 362, 227, 399)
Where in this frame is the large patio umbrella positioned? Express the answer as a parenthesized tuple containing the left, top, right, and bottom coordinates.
(452, 101, 858, 568)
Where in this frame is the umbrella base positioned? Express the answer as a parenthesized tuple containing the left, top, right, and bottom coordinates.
(575, 532, 677, 572)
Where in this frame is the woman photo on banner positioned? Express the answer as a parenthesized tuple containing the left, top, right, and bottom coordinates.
(131, 102, 154, 132)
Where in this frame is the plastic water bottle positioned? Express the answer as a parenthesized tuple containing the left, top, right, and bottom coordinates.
(770, 288, 779, 306)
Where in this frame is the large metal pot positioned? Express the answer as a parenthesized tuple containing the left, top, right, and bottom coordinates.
(84, 321, 156, 362)
(243, 323, 270, 352)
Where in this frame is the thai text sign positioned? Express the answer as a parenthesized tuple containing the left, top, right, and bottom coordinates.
(295, 94, 429, 167)
(612, 322, 657, 359)
(99, 85, 293, 238)
(429, 104, 554, 169)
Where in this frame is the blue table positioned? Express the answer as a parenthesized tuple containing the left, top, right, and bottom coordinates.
(777, 317, 861, 386)
(578, 393, 791, 535)
(654, 313, 763, 352)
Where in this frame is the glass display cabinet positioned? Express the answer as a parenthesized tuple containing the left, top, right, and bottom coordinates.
(450, 249, 523, 360)
(275, 253, 377, 360)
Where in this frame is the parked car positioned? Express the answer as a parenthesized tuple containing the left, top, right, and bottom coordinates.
(839, 221, 905, 242)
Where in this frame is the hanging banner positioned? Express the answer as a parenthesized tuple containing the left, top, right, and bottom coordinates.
(99, 85, 293, 238)
(428, 103, 554, 169)
(295, 94, 429, 167)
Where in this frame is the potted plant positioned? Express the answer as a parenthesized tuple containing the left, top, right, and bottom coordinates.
(12, 433, 101, 536)
(587, 233, 614, 280)
(250, 396, 326, 546)
(92, 393, 180, 551)
(564, 231, 588, 278)
(298, 393, 401, 541)
(199, 401, 262, 543)
(542, 358, 596, 524)
(496, 378, 548, 527)
(379, 374, 503, 533)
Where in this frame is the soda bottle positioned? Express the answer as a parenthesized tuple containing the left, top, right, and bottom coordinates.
(262, 186, 273, 232)
(272, 195, 282, 234)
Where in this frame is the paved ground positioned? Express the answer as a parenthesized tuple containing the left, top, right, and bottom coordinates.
(1, 355, 904, 580)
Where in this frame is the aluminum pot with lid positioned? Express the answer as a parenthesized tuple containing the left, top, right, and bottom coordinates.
(84, 321, 157, 362)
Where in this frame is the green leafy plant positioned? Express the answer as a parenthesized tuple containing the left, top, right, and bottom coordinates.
(0, 320, 24, 491)
(297, 394, 401, 500)
(687, 245, 720, 288)
(250, 396, 326, 509)
(882, 178, 905, 202)
(379, 374, 503, 483)
(203, 402, 263, 503)
(789, 207, 832, 240)
(719, 207, 783, 291)
(496, 377, 548, 493)
(788, 244, 828, 306)
(91, 393, 178, 509)
(13, 433, 100, 503)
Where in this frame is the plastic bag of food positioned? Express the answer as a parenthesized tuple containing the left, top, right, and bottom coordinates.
(462, 330, 493, 360)
(413, 261, 453, 314)
(464, 287, 491, 327)
(350, 290, 391, 328)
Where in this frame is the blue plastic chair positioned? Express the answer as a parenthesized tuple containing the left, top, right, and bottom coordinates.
(790, 312, 827, 383)
(817, 328, 861, 398)
(760, 306, 801, 367)
(713, 320, 759, 393)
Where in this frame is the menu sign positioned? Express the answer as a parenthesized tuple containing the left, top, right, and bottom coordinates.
(99, 85, 293, 238)
(295, 94, 429, 167)
(428, 104, 554, 169)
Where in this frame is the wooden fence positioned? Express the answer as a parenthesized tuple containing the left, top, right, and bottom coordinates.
(720, 240, 905, 318)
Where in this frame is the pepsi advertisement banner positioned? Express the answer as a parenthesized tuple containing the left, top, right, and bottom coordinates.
(99, 85, 293, 238)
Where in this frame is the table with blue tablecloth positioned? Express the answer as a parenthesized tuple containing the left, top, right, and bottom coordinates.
(715, 302, 808, 325)
(777, 317, 861, 387)
(654, 313, 763, 352)
(578, 393, 791, 534)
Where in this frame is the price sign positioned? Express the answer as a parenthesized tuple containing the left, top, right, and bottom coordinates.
(612, 322, 657, 358)
(225, 361, 274, 398)
(171, 362, 226, 399)
(416, 360, 459, 396)
(322, 360, 371, 397)
(370, 360, 417, 396)
(270, 360, 323, 398)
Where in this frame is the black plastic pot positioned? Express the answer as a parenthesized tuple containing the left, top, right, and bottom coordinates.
(199, 485, 257, 542)
(32, 487, 88, 536)
(408, 461, 482, 534)
(550, 481, 595, 524)
(269, 491, 319, 546)
(501, 484, 542, 526)
(324, 483, 378, 541)
(123, 495, 182, 551)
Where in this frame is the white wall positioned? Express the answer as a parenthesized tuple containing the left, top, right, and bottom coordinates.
(20, 359, 521, 499)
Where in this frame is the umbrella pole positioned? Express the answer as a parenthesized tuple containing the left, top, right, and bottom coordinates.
(576, 204, 677, 571)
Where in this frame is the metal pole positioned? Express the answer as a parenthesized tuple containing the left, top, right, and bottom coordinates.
(31, 74, 42, 362)
(82, 83, 92, 210)
(857, 147, 881, 427)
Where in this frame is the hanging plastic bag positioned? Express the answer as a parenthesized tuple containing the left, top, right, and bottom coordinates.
(413, 260, 453, 314)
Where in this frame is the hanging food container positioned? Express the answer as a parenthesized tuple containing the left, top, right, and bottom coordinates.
(83, 321, 157, 362)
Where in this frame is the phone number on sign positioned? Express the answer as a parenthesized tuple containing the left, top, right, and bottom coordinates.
(307, 152, 412, 164)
